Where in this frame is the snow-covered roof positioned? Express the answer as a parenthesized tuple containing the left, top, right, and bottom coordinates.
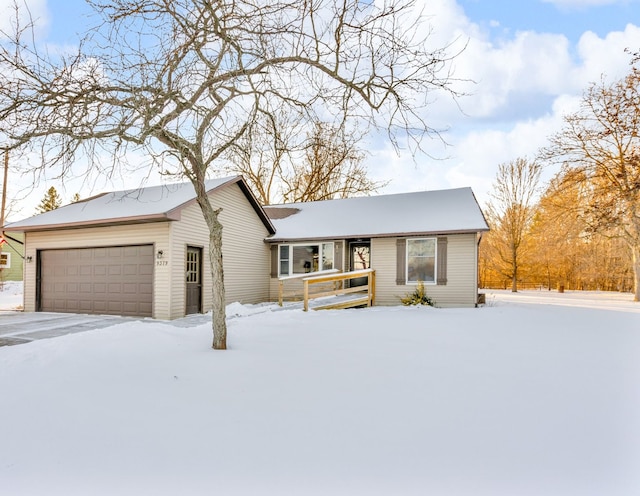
(6, 176, 274, 234)
(264, 187, 489, 242)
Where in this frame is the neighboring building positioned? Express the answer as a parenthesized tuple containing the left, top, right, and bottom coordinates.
(5, 178, 489, 318)
(0, 232, 24, 282)
(5, 176, 274, 319)
(264, 188, 489, 308)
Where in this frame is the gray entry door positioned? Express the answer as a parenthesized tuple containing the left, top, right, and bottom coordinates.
(38, 245, 154, 317)
(185, 246, 202, 315)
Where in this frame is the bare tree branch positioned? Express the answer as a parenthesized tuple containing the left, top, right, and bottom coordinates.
(0, 0, 463, 347)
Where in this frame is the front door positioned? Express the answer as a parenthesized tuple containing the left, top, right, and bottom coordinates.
(349, 241, 370, 287)
(186, 246, 202, 315)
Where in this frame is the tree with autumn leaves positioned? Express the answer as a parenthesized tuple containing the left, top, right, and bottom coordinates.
(481, 54, 640, 300)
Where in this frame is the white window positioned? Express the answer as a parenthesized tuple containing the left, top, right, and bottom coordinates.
(0, 252, 10, 268)
(406, 238, 436, 283)
(279, 243, 334, 277)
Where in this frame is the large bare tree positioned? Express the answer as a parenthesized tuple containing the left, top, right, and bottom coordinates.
(542, 57, 640, 301)
(224, 118, 385, 205)
(0, 0, 461, 348)
(484, 157, 542, 292)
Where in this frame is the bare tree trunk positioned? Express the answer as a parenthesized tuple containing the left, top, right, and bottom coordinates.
(632, 244, 640, 302)
(193, 186, 227, 350)
(511, 245, 518, 292)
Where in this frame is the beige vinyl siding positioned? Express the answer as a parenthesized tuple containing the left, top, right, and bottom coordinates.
(168, 203, 210, 319)
(23, 223, 171, 318)
(372, 233, 479, 307)
(269, 276, 305, 302)
(170, 183, 271, 318)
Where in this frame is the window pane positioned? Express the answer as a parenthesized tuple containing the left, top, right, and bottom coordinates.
(322, 243, 334, 270)
(407, 238, 435, 257)
(278, 245, 290, 276)
(407, 258, 435, 282)
(407, 238, 436, 283)
(280, 261, 289, 275)
(292, 245, 319, 274)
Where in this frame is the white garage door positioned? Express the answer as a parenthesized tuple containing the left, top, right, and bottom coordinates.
(38, 245, 154, 317)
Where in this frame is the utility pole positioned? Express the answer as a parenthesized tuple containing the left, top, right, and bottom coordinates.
(0, 148, 7, 228)
(0, 149, 7, 281)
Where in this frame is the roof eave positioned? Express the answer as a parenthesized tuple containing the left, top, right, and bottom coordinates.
(265, 227, 490, 243)
(6, 213, 177, 233)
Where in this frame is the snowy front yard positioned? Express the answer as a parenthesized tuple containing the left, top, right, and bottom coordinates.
(1, 291, 639, 496)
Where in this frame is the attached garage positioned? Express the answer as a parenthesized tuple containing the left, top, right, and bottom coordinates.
(6, 176, 275, 320)
(38, 245, 154, 317)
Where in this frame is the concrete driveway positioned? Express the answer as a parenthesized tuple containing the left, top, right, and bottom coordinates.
(0, 312, 141, 347)
(0, 310, 214, 347)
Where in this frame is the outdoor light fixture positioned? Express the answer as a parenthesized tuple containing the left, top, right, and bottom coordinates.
(26, 256, 33, 263)
(157, 250, 164, 259)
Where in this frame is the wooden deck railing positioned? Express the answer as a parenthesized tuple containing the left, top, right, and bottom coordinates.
(278, 268, 376, 311)
(278, 269, 340, 306)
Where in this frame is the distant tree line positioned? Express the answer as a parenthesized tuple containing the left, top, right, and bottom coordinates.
(480, 52, 640, 301)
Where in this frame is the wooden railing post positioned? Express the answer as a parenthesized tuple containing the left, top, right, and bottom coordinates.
(370, 270, 376, 306)
(278, 280, 284, 306)
(303, 279, 309, 311)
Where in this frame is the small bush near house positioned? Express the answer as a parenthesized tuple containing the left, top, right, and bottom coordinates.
(400, 281, 436, 307)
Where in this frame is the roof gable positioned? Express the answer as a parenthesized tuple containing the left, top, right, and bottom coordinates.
(6, 176, 275, 234)
(264, 187, 489, 241)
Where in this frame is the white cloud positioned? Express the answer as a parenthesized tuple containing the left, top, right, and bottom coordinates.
(0, 0, 49, 41)
(366, 0, 640, 204)
(420, 1, 640, 122)
(575, 24, 640, 82)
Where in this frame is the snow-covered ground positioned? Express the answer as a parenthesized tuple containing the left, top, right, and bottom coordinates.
(1, 290, 639, 496)
(0, 280, 23, 311)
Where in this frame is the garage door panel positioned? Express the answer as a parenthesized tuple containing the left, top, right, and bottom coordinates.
(79, 300, 93, 312)
(93, 301, 107, 312)
(123, 264, 137, 276)
(39, 245, 153, 317)
(123, 283, 137, 294)
(139, 283, 153, 294)
(139, 265, 153, 276)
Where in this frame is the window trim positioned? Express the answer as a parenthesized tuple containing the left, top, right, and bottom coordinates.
(278, 242, 335, 277)
(405, 237, 437, 285)
(0, 252, 10, 269)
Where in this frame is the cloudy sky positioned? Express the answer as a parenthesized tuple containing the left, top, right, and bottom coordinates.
(2, 0, 640, 219)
